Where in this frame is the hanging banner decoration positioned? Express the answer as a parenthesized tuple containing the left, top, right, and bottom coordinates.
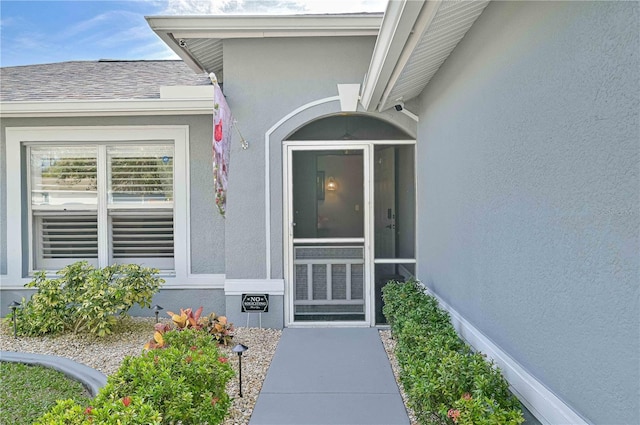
(212, 79, 232, 217)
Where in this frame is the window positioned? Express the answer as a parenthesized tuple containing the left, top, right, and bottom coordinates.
(30, 143, 175, 271)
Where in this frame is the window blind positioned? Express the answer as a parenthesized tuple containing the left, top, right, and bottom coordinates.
(110, 211, 174, 269)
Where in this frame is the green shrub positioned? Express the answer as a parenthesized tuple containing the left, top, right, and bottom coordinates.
(12, 261, 163, 337)
(382, 279, 524, 425)
(97, 329, 234, 424)
(36, 329, 234, 425)
(449, 394, 525, 425)
(33, 397, 162, 425)
(33, 399, 88, 425)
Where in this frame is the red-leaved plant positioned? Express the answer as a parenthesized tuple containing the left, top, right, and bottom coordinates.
(144, 307, 234, 349)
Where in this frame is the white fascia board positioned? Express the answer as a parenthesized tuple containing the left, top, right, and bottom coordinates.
(361, 0, 424, 111)
(0, 98, 214, 118)
(377, 0, 442, 111)
(152, 29, 205, 74)
(160, 86, 214, 99)
(171, 29, 380, 39)
(146, 14, 383, 38)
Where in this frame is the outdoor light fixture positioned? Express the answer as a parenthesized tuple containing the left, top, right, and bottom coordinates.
(326, 177, 337, 191)
(232, 343, 249, 397)
(8, 301, 20, 338)
(152, 305, 164, 323)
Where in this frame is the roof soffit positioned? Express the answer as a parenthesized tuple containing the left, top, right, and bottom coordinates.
(362, 0, 491, 112)
(360, 0, 425, 111)
(378, 0, 490, 111)
(146, 14, 383, 75)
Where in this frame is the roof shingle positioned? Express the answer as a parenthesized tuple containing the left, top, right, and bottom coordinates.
(0, 60, 210, 102)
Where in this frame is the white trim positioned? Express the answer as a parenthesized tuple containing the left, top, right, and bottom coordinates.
(0, 99, 213, 118)
(0, 274, 225, 290)
(360, 0, 424, 111)
(172, 29, 380, 39)
(160, 86, 214, 99)
(287, 321, 371, 328)
(286, 139, 417, 146)
(4, 126, 191, 285)
(146, 15, 382, 38)
(373, 258, 416, 264)
(97, 146, 109, 266)
(397, 264, 414, 279)
(224, 279, 285, 296)
(293, 238, 365, 244)
(425, 287, 588, 425)
(264, 95, 341, 279)
(399, 107, 419, 122)
(337, 84, 361, 112)
(377, 0, 441, 112)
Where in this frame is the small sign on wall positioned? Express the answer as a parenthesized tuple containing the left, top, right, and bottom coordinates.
(241, 294, 269, 313)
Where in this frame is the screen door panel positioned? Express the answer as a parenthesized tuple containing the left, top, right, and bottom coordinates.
(291, 149, 365, 322)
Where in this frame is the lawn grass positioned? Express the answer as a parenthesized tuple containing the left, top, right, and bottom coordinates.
(0, 361, 92, 425)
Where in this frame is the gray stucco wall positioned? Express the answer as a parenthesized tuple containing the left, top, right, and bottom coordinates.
(222, 36, 378, 279)
(0, 127, 6, 275)
(128, 289, 226, 318)
(0, 114, 224, 276)
(416, 1, 638, 423)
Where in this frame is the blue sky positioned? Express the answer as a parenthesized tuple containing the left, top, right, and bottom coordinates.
(0, 0, 387, 67)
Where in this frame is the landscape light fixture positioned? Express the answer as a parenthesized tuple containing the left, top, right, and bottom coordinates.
(152, 305, 164, 323)
(232, 343, 249, 397)
(8, 301, 20, 338)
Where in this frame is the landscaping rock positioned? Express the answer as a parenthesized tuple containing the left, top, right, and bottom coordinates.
(0, 317, 281, 425)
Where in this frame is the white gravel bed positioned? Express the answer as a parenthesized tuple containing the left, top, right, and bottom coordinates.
(0, 320, 413, 425)
(0, 317, 281, 425)
(379, 329, 419, 425)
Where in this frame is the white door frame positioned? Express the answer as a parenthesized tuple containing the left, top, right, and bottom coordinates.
(283, 140, 416, 327)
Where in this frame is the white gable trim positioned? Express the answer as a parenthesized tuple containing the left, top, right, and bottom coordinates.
(146, 14, 382, 39)
(360, 0, 424, 111)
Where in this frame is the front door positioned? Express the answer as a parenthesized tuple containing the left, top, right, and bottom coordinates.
(285, 145, 370, 324)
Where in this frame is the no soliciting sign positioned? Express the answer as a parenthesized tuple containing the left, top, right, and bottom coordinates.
(241, 294, 269, 313)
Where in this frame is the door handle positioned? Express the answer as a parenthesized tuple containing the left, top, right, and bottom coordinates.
(385, 224, 395, 229)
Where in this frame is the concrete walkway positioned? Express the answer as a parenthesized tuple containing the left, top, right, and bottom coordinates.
(249, 328, 410, 425)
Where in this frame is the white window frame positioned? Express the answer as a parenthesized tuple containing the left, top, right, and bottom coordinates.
(5, 126, 189, 283)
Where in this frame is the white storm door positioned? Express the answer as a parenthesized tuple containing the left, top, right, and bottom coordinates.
(284, 144, 371, 325)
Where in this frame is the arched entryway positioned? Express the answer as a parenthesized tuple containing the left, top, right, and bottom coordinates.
(283, 114, 416, 326)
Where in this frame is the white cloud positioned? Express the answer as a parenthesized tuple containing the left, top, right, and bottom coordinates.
(160, 0, 387, 15)
(1, 0, 387, 66)
(60, 10, 142, 39)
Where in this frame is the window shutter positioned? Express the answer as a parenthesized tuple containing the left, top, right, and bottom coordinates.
(110, 211, 174, 270)
(34, 212, 98, 269)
